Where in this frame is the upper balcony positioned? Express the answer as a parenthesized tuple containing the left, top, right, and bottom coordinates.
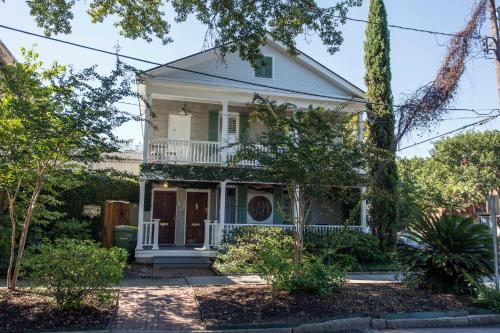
(144, 99, 268, 167)
(148, 138, 268, 167)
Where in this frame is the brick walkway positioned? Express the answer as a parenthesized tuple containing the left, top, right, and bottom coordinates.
(111, 286, 204, 331)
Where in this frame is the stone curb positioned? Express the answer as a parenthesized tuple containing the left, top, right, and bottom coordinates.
(47, 314, 500, 333)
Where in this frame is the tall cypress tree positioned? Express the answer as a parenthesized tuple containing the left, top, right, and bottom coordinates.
(364, 0, 399, 252)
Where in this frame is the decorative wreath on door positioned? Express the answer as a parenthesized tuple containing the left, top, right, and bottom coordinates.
(248, 196, 272, 221)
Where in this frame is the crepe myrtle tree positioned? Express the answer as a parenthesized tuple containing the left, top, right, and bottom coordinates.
(0, 49, 140, 290)
(234, 95, 365, 272)
(18, 0, 362, 64)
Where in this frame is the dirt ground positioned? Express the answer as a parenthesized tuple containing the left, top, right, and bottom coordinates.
(0, 289, 116, 332)
(194, 283, 478, 326)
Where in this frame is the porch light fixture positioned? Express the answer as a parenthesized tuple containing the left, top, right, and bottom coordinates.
(162, 181, 168, 188)
(181, 100, 191, 115)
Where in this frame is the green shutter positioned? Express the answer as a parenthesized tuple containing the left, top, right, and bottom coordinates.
(208, 111, 219, 141)
(239, 113, 250, 143)
(273, 186, 283, 224)
(237, 185, 247, 224)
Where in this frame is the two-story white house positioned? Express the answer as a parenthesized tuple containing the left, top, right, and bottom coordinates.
(134, 39, 368, 266)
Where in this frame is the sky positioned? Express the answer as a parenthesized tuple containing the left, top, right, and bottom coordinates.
(0, 0, 498, 158)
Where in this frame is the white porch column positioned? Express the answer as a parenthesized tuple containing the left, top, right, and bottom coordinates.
(221, 100, 229, 163)
(218, 181, 227, 244)
(357, 111, 368, 232)
(360, 187, 368, 232)
(135, 180, 145, 250)
(142, 93, 152, 162)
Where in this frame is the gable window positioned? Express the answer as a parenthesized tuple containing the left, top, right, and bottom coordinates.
(254, 56, 273, 79)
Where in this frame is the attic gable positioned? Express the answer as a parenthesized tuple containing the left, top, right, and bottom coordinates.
(144, 40, 364, 99)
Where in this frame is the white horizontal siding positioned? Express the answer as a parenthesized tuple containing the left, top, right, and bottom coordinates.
(155, 44, 351, 98)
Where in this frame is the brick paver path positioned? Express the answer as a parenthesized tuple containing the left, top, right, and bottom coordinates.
(111, 286, 204, 331)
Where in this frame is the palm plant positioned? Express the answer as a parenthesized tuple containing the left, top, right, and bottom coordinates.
(399, 214, 493, 294)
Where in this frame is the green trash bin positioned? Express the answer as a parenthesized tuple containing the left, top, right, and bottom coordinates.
(113, 225, 138, 260)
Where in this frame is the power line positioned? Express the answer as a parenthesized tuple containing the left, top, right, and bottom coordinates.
(397, 115, 499, 151)
(335, 15, 466, 38)
(1, 24, 497, 115)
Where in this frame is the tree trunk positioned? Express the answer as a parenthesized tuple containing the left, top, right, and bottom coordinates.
(291, 184, 305, 274)
(9, 188, 41, 289)
(6, 196, 16, 290)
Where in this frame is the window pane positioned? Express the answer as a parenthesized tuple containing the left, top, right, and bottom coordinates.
(254, 56, 272, 78)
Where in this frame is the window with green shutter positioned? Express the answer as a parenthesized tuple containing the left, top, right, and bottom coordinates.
(254, 56, 273, 79)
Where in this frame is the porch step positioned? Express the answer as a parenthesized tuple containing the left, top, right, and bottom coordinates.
(153, 256, 212, 268)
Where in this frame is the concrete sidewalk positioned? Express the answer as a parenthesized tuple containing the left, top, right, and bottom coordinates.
(120, 273, 399, 288)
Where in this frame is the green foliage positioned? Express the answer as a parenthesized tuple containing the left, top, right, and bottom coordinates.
(23, 239, 127, 309)
(475, 286, 500, 312)
(141, 163, 275, 183)
(235, 95, 365, 272)
(399, 131, 500, 216)
(399, 214, 493, 294)
(255, 231, 346, 296)
(23, 0, 362, 63)
(215, 226, 346, 295)
(0, 48, 138, 289)
(46, 218, 92, 241)
(57, 169, 138, 239)
(213, 226, 290, 274)
(304, 230, 390, 271)
(364, 0, 399, 252)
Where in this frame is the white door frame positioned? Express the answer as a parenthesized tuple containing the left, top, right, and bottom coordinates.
(168, 114, 192, 140)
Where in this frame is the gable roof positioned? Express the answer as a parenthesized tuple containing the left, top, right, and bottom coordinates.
(142, 39, 365, 100)
(0, 40, 15, 66)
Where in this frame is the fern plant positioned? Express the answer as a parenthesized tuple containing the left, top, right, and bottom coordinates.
(399, 214, 493, 294)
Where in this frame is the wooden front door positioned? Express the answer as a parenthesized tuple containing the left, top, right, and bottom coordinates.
(185, 192, 208, 245)
(153, 191, 177, 244)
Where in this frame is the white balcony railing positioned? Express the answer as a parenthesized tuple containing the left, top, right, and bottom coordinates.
(148, 139, 269, 166)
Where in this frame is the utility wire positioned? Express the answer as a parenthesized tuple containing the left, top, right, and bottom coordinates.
(335, 15, 467, 38)
(397, 115, 499, 151)
(1, 24, 497, 115)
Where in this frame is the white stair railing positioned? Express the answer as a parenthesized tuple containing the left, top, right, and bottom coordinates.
(142, 219, 160, 249)
(203, 219, 220, 249)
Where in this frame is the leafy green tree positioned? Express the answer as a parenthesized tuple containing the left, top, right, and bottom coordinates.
(19, 0, 362, 63)
(0, 49, 138, 289)
(399, 130, 500, 215)
(235, 95, 365, 273)
(364, 0, 398, 252)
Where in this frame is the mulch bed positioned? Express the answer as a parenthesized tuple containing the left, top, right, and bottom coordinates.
(0, 289, 116, 332)
(194, 283, 479, 326)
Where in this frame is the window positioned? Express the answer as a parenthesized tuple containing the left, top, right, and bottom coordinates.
(254, 56, 273, 78)
(219, 113, 239, 142)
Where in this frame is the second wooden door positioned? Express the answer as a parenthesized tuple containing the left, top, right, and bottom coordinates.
(185, 192, 208, 245)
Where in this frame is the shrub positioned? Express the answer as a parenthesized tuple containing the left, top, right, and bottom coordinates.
(399, 214, 493, 294)
(213, 226, 291, 274)
(304, 230, 386, 271)
(475, 286, 500, 312)
(215, 226, 346, 295)
(24, 239, 127, 309)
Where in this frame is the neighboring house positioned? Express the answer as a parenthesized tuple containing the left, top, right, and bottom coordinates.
(134, 39, 368, 265)
(0, 39, 15, 66)
(92, 150, 142, 175)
